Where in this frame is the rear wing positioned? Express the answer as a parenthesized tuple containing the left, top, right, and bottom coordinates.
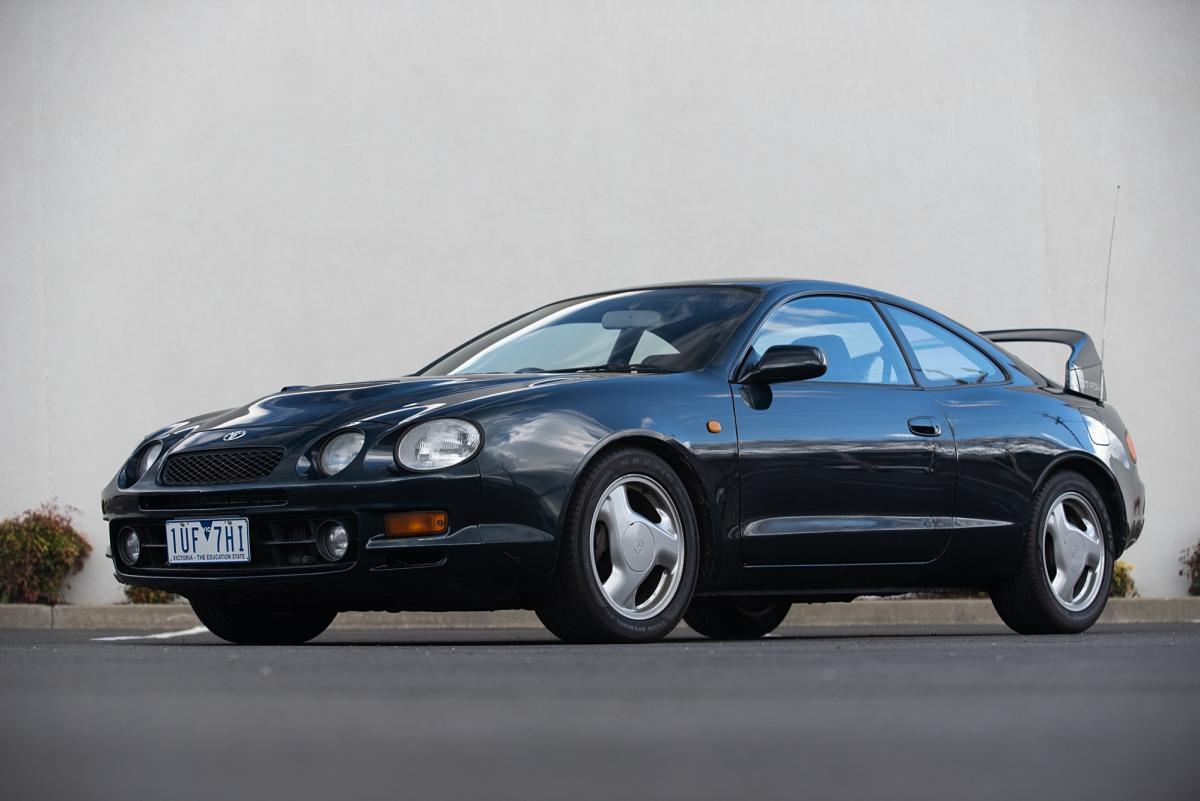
(980, 328, 1105, 401)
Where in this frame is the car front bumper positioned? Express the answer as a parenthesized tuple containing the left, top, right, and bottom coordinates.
(101, 474, 557, 611)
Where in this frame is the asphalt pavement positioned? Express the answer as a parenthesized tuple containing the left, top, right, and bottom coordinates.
(1, 624, 1196, 801)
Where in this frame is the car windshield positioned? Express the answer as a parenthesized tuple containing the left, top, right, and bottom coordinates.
(419, 286, 762, 376)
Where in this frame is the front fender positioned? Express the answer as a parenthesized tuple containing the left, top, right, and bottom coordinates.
(467, 372, 740, 581)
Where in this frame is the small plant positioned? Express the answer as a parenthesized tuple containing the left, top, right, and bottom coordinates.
(1109, 560, 1138, 598)
(124, 585, 178, 604)
(1181, 543, 1200, 596)
(0, 504, 92, 604)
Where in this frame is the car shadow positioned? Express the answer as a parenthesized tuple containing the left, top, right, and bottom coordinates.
(99, 623, 1166, 648)
(165, 625, 1031, 647)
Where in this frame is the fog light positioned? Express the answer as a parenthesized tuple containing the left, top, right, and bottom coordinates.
(384, 511, 448, 537)
(316, 521, 350, 561)
(119, 527, 141, 565)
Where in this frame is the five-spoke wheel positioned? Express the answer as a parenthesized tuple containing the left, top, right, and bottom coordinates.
(590, 475, 685, 620)
(990, 470, 1114, 634)
(536, 447, 698, 643)
(1042, 492, 1106, 612)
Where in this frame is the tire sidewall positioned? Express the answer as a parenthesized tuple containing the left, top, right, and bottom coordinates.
(685, 598, 791, 640)
(1030, 472, 1114, 631)
(190, 597, 335, 645)
(569, 449, 699, 641)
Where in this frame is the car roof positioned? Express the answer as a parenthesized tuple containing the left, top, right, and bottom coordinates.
(618, 278, 913, 306)
(614, 278, 1048, 385)
(613, 277, 999, 348)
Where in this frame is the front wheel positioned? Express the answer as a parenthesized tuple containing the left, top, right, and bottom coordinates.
(685, 598, 792, 640)
(190, 598, 336, 645)
(989, 470, 1113, 634)
(536, 448, 699, 643)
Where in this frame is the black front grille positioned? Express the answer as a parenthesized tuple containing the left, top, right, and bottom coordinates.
(161, 448, 285, 486)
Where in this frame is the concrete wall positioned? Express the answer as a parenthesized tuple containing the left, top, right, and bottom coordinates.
(1, 0, 1196, 601)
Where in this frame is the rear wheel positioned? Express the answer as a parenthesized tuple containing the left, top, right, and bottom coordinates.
(190, 598, 336, 645)
(989, 470, 1113, 634)
(685, 598, 791, 640)
(536, 448, 698, 643)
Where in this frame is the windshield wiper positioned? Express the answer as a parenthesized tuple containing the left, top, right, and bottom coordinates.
(544, 363, 681, 374)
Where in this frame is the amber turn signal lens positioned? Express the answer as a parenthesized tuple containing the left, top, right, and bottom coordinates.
(384, 511, 448, 537)
(1124, 432, 1137, 463)
(706, 420, 722, 434)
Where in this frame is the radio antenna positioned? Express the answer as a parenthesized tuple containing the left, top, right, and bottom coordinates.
(1100, 184, 1120, 362)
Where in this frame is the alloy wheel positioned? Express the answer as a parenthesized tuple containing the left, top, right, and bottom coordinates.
(589, 474, 685, 620)
(1042, 491, 1106, 612)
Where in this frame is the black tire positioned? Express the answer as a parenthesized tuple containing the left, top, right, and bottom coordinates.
(989, 470, 1114, 634)
(190, 597, 336, 645)
(685, 598, 792, 640)
(536, 447, 699, 643)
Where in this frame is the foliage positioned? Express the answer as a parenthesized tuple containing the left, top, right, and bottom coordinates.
(1109, 560, 1138, 598)
(124, 585, 178, 604)
(0, 504, 92, 604)
(1181, 543, 1200, 596)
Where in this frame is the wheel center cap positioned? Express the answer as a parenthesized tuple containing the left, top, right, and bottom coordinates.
(1063, 532, 1087, 575)
(621, 522, 655, 573)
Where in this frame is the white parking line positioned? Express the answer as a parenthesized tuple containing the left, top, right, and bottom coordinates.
(92, 625, 209, 642)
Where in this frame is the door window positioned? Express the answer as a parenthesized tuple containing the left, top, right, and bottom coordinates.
(884, 306, 1003, 386)
(747, 296, 913, 385)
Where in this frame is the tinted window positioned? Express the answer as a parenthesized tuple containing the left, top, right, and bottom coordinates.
(421, 287, 760, 375)
(885, 306, 1003, 386)
(747, 296, 913, 385)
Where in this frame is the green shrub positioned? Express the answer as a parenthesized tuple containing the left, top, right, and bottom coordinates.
(0, 504, 92, 604)
(124, 585, 177, 604)
(1110, 560, 1138, 598)
(1181, 544, 1200, 596)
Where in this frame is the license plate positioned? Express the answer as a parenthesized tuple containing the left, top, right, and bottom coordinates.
(166, 518, 251, 564)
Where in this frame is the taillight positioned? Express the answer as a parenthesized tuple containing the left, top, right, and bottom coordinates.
(1124, 431, 1137, 463)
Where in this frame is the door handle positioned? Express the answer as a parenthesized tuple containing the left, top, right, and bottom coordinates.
(908, 416, 942, 437)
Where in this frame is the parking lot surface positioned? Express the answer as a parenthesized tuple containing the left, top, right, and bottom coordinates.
(1, 624, 1196, 800)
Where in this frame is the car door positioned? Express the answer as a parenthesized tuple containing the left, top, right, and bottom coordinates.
(879, 304, 1039, 569)
(733, 295, 957, 567)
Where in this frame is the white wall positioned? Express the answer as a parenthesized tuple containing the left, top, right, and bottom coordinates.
(1, 0, 1197, 601)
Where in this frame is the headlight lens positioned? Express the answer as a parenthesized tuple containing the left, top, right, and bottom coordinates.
(132, 441, 162, 483)
(317, 430, 365, 476)
(396, 419, 482, 472)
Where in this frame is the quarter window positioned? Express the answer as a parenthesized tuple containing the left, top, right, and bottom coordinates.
(747, 296, 913, 385)
(885, 306, 1003, 386)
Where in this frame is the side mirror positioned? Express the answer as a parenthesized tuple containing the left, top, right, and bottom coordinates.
(739, 345, 827, 385)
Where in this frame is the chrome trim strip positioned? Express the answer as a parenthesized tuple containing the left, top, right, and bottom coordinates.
(742, 515, 1010, 537)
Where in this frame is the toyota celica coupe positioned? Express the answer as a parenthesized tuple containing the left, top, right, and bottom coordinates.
(103, 280, 1145, 644)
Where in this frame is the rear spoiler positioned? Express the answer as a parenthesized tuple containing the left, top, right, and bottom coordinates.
(980, 328, 1104, 401)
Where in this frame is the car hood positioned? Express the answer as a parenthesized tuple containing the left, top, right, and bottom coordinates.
(182, 374, 600, 433)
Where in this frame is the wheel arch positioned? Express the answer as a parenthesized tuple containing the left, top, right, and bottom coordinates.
(1035, 452, 1129, 556)
(559, 431, 723, 584)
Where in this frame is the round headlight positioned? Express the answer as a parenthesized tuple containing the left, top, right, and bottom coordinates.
(316, 521, 350, 561)
(119, 527, 141, 565)
(396, 419, 482, 472)
(317, 430, 365, 476)
(133, 442, 162, 483)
